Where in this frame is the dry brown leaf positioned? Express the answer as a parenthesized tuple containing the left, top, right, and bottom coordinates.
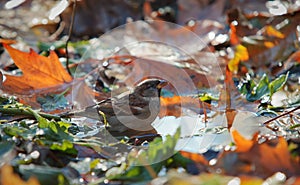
(215, 132, 300, 178)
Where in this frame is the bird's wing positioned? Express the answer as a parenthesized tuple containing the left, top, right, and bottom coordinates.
(99, 95, 145, 117)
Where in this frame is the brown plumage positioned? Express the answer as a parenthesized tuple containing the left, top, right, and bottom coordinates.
(75, 78, 167, 138)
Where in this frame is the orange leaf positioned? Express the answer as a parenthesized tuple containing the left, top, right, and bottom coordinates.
(239, 176, 263, 185)
(0, 39, 17, 45)
(160, 96, 204, 117)
(265, 25, 285, 39)
(230, 23, 239, 45)
(180, 151, 208, 165)
(231, 129, 254, 152)
(263, 41, 275, 48)
(2, 44, 72, 94)
(215, 135, 300, 178)
(290, 50, 300, 63)
(0, 165, 40, 185)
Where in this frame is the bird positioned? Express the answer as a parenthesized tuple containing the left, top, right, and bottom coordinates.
(73, 78, 168, 138)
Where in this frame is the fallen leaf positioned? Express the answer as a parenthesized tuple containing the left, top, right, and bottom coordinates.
(215, 132, 300, 178)
(264, 25, 285, 39)
(180, 151, 208, 165)
(230, 22, 239, 45)
(1, 44, 103, 109)
(2, 44, 72, 94)
(228, 44, 249, 73)
(0, 39, 17, 45)
(160, 96, 204, 117)
(231, 129, 255, 152)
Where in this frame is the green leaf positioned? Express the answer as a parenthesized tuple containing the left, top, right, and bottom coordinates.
(0, 141, 15, 157)
(18, 164, 70, 185)
(106, 128, 181, 181)
(238, 73, 289, 102)
(269, 72, 289, 96)
(3, 126, 27, 137)
(245, 74, 269, 101)
(50, 140, 77, 155)
(0, 96, 9, 105)
(37, 116, 50, 128)
(199, 93, 219, 102)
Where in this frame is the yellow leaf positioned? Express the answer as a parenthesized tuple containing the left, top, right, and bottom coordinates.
(228, 55, 240, 73)
(228, 44, 249, 73)
(265, 25, 285, 39)
(236, 44, 249, 61)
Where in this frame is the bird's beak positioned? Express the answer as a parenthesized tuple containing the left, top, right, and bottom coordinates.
(157, 80, 168, 89)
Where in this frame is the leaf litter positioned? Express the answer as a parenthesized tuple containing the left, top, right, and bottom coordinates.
(0, 1, 300, 184)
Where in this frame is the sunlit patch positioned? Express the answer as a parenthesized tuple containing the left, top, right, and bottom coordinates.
(209, 158, 217, 166)
(228, 177, 241, 185)
(266, 1, 287, 15)
(30, 150, 40, 159)
(48, 0, 69, 20)
(4, 0, 25, 9)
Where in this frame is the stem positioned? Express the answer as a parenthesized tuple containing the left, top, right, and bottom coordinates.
(0, 107, 61, 120)
(263, 105, 300, 125)
(65, 0, 77, 76)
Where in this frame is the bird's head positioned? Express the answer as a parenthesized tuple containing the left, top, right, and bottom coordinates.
(133, 78, 168, 97)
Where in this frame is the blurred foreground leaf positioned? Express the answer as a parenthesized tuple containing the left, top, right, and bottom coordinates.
(106, 128, 181, 182)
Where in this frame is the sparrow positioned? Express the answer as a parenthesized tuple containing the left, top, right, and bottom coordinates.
(74, 78, 168, 138)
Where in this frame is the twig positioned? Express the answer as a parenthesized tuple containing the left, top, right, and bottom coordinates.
(262, 105, 300, 125)
(49, 21, 65, 41)
(65, 0, 77, 76)
(0, 107, 61, 121)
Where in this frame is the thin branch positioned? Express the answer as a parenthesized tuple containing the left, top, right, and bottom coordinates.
(262, 105, 300, 125)
(49, 21, 65, 41)
(65, 0, 77, 76)
(0, 107, 61, 120)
